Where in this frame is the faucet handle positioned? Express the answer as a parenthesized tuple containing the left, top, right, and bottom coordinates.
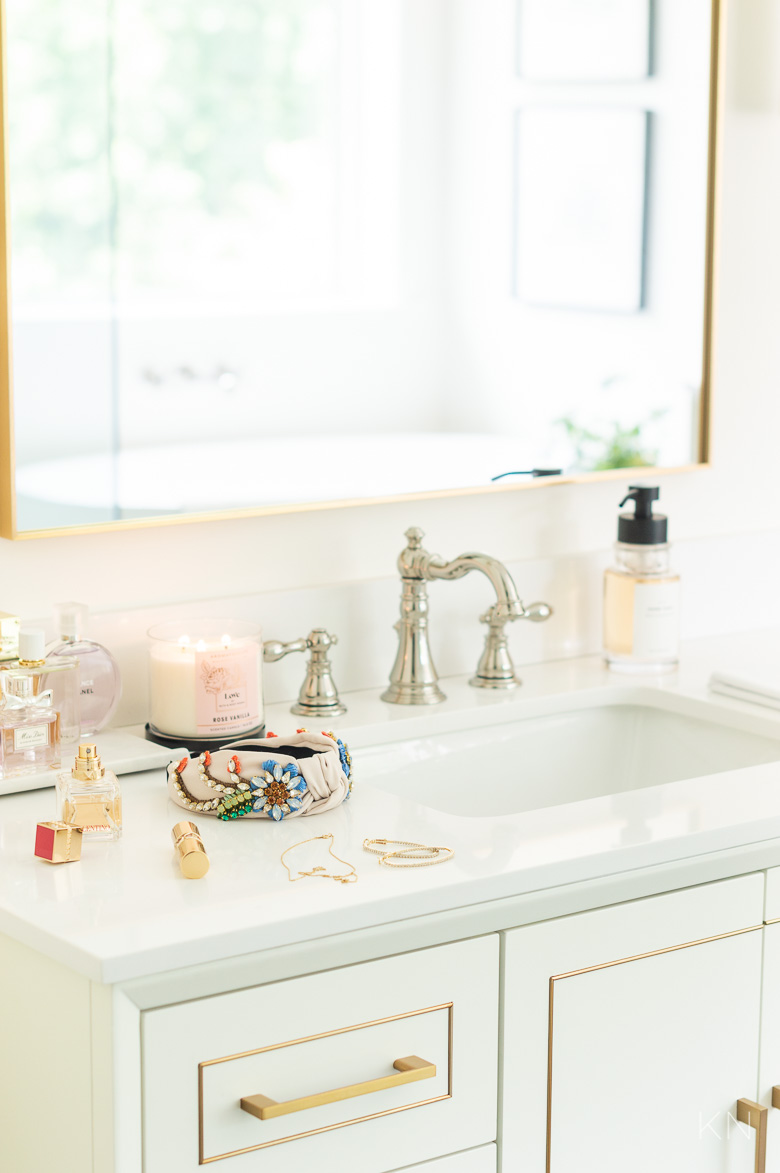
(264, 630, 347, 718)
(404, 526, 425, 548)
(472, 606, 521, 689)
(291, 629, 347, 719)
(472, 600, 552, 690)
(520, 601, 553, 623)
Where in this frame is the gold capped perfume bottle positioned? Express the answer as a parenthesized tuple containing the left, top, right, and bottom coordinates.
(0, 673, 59, 779)
(57, 743, 122, 841)
(9, 627, 81, 750)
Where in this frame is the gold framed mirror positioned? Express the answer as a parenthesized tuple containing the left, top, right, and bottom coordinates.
(0, 0, 720, 539)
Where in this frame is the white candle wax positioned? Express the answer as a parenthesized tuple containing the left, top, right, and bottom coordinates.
(149, 634, 263, 739)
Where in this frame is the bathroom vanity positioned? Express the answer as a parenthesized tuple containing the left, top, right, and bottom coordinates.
(2, 634, 780, 1173)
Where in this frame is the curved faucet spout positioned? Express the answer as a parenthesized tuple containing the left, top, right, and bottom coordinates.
(384, 527, 552, 705)
(424, 552, 522, 622)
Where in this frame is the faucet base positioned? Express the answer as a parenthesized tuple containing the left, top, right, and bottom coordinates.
(290, 698, 348, 718)
(469, 673, 521, 690)
(381, 681, 446, 705)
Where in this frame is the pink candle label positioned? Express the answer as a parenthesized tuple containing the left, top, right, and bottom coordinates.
(195, 644, 260, 735)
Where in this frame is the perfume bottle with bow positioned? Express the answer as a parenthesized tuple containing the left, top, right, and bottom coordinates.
(0, 673, 59, 780)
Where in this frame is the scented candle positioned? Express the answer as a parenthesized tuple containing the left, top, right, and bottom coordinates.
(148, 620, 263, 742)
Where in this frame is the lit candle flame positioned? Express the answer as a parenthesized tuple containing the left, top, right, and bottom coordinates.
(221, 634, 232, 649)
(196, 639, 207, 653)
(178, 635, 190, 650)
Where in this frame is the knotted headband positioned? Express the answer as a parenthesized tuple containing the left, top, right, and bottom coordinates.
(167, 730, 353, 821)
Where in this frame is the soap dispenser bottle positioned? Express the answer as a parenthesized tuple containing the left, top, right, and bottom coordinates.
(603, 485, 680, 673)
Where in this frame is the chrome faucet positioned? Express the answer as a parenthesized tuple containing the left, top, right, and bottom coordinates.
(382, 527, 552, 705)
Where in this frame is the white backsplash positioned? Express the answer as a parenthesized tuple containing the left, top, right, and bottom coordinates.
(30, 526, 780, 729)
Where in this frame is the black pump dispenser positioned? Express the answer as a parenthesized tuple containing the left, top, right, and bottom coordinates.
(617, 485, 668, 546)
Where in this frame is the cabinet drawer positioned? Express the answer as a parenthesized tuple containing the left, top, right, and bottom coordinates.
(142, 936, 498, 1172)
(401, 1144, 496, 1171)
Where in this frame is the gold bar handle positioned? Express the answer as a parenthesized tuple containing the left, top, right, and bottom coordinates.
(737, 1099, 768, 1173)
(240, 1054, 436, 1121)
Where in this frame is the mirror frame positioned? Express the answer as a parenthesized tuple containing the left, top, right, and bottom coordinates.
(0, 0, 721, 540)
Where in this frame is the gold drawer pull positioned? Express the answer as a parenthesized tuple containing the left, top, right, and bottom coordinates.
(240, 1054, 436, 1121)
(737, 1099, 768, 1173)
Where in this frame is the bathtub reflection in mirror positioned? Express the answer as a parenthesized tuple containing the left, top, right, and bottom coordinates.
(3, 0, 718, 532)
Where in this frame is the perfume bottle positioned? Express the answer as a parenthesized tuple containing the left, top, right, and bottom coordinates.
(0, 610, 19, 663)
(47, 603, 121, 735)
(14, 628, 81, 748)
(0, 673, 59, 779)
(57, 743, 122, 841)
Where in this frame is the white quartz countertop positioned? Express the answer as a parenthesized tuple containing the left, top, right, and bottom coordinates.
(2, 628, 780, 985)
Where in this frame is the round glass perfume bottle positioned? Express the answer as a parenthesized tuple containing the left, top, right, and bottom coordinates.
(48, 603, 121, 735)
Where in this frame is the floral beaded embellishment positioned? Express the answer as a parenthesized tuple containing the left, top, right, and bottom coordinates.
(322, 730, 353, 797)
(249, 760, 308, 821)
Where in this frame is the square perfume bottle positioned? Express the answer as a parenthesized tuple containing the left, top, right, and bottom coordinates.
(0, 673, 59, 779)
(57, 743, 122, 841)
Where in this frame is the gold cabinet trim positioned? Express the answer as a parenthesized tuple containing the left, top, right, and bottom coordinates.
(198, 1001, 453, 1164)
(545, 922, 763, 1173)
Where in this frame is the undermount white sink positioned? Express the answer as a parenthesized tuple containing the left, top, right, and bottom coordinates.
(358, 696, 780, 818)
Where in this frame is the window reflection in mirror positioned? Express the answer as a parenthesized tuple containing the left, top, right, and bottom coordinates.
(4, 0, 716, 531)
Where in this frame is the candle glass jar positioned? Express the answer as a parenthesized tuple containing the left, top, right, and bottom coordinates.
(147, 620, 264, 750)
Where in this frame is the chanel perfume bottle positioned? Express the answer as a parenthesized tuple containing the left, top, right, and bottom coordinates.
(57, 743, 122, 841)
(47, 603, 121, 735)
(0, 673, 59, 780)
(15, 627, 81, 748)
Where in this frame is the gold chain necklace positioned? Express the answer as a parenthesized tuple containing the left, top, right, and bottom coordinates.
(281, 833, 358, 884)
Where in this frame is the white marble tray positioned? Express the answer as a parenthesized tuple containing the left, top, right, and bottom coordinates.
(0, 725, 185, 796)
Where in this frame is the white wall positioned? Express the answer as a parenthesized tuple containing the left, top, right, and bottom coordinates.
(444, 0, 711, 469)
(0, 0, 779, 722)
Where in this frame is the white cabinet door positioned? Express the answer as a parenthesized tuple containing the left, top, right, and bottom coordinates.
(502, 874, 765, 1173)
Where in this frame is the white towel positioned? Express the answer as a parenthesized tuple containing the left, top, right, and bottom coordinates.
(709, 669, 780, 712)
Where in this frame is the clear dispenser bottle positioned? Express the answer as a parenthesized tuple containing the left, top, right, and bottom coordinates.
(0, 673, 59, 779)
(13, 628, 81, 748)
(47, 602, 121, 735)
(603, 485, 680, 673)
(57, 742, 122, 841)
